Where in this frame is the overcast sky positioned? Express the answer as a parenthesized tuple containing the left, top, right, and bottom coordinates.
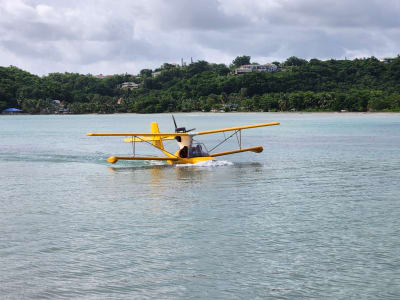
(1, 0, 399, 75)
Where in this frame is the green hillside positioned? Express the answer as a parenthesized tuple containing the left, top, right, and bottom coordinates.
(1, 56, 400, 113)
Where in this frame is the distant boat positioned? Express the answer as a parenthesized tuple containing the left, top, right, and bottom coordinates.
(2, 108, 22, 114)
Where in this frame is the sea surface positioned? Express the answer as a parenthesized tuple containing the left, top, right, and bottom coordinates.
(1, 112, 399, 299)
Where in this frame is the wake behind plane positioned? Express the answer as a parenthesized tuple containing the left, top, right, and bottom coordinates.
(87, 116, 280, 165)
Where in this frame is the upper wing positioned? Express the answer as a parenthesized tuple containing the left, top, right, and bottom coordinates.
(86, 132, 188, 137)
(195, 122, 280, 135)
(87, 122, 279, 137)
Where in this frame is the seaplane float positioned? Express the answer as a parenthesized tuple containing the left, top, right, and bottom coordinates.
(87, 116, 280, 165)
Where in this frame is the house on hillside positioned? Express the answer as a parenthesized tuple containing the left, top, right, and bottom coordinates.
(380, 58, 394, 63)
(51, 100, 70, 114)
(234, 63, 278, 75)
(152, 71, 162, 78)
(121, 82, 141, 90)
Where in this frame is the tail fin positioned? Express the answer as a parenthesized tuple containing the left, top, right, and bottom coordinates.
(150, 122, 176, 159)
(150, 122, 164, 150)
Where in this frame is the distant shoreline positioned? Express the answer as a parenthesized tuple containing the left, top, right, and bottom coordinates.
(2, 58, 400, 115)
(2, 111, 399, 116)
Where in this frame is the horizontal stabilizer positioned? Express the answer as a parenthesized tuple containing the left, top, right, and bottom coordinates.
(123, 136, 175, 143)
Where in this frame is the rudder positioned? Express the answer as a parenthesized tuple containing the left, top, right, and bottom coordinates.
(150, 122, 164, 150)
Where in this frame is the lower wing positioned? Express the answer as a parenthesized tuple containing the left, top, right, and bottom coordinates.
(107, 156, 179, 164)
(210, 146, 263, 157)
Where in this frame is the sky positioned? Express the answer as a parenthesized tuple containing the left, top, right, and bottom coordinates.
(1, 0, 400, 76)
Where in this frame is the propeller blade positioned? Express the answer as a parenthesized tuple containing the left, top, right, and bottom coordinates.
(172, 115, 178, 131)
(172, 114, 189, 133)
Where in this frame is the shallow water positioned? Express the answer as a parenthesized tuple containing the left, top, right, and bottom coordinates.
(1, 113, 399, 299)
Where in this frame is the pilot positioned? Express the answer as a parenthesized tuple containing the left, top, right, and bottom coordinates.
(195, 144, 203, 156)
(188, 144, 203, 157)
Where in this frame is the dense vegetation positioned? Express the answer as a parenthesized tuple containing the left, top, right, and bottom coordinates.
(1, 55, 400, 114)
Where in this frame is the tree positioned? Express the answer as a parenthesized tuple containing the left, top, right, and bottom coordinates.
(0, 101, 7, 111)
(2, 56, 400, 114)
(186, 60, 211, 77)
(232, 55, 251, 68)
(284, 56, 308, 67)
(212, 64, 230, 76)
(140, 69, 152, 78)
(162, 63, 175, 70)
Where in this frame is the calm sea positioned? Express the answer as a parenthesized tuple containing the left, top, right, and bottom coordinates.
(1, 113, 399, 299)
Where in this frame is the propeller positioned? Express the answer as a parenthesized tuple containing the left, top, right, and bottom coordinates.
(172, 115, 195, 133)
(172, 114, 178, 130)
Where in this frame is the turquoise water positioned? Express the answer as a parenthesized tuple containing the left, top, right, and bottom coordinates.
(1, 113, 399, 299)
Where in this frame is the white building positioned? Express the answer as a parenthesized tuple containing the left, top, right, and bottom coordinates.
(152, 71, 162, 78)
(121, 82, 141, 89)
(235, 63, 278, 75)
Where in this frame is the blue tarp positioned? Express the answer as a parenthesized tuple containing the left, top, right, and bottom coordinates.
(2, 108, 22, 112)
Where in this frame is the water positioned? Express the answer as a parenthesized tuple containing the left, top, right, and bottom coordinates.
(1, 113, 399, 299)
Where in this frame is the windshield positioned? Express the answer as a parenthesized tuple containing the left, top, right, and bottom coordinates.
(188, 143, 209, 157)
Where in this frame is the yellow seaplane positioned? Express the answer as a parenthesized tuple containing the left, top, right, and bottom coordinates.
(87, 116, 279, 165)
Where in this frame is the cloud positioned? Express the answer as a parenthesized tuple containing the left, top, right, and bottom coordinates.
(0, 0, 399, 75)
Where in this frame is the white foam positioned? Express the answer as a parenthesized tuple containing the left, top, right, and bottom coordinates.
(148, 160, 166, 166)
(175, 160, 233, 168)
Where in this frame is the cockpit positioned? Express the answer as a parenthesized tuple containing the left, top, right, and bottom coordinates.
(178, 143, 209, 158)
(189, 143, 209, 158)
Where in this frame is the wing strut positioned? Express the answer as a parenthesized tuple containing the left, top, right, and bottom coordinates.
(208, 129, 242, 153)
(128, 135, 178, 159)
